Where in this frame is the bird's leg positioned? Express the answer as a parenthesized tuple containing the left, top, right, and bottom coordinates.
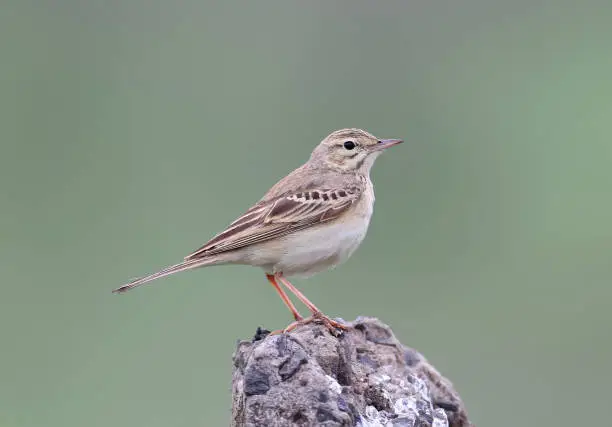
(266, 274, 303, 321)
(276, 273, 347, 334)
(276, 273, 319, 313)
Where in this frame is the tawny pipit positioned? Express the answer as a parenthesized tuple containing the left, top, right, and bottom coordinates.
(113, 128, 402, 333)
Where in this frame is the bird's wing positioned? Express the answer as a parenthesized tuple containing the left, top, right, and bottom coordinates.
(184, 187, 362, 260)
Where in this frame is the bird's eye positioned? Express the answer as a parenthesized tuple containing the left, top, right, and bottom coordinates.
(343, 141, 356, 150)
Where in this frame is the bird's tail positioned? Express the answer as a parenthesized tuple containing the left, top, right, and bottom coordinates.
(112, 258, 215, 294)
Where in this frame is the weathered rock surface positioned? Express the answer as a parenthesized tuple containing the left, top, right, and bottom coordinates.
(231, 317, 472, 427)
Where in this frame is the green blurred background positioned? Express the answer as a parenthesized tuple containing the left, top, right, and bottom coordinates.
(2, 1, 611, 426)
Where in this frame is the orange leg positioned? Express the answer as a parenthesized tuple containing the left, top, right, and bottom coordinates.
(276, 273, 347, 334)
(276, 274, 320, 313)
(266, 274, 303, 321)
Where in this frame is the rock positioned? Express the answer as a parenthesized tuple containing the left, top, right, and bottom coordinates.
(231, 317, 472, 427)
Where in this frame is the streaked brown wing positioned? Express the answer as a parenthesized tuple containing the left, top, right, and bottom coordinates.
(184, 188, 361, 260)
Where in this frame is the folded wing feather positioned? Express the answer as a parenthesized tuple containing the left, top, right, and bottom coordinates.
(184, 188, 361, 260)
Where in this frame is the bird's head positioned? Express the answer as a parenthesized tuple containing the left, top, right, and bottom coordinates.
(310, 128, 403, 174)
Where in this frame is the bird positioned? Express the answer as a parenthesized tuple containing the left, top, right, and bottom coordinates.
(113, 128, 403, 334)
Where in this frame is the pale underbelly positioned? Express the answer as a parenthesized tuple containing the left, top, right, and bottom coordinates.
(243, 215, 371, 277)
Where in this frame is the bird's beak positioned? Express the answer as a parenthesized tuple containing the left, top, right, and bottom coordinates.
(371, 139, 403, 151)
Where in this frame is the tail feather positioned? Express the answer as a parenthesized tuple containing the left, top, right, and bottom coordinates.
(112, 258, 212, 294)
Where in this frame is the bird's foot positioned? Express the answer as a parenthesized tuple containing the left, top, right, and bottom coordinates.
(314, 312, 348, 337)
(282, 312, 347, 336)
(267, 314, 304, 336)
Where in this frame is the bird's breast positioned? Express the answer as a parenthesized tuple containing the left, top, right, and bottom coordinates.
(261, 186, 375, 277)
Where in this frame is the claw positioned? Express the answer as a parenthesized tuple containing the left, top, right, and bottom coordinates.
(315, 313, 347, 337)
(319, 316, 348, 335)
(283, 317, 315, 334)
(281, 312, 347, 336)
